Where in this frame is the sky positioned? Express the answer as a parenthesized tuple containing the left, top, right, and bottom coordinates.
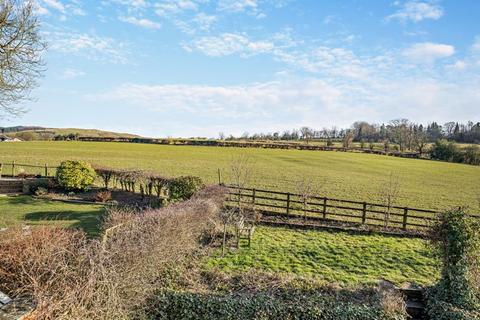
(3, 0, 480, 137)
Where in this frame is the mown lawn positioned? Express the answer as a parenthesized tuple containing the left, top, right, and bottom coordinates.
(0, 141, 479, 211)
(0, 195, 105, 237)
(206, 226, 438, 286)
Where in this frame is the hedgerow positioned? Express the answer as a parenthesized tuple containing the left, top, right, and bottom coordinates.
(426, 208, 480, 320)
(141, 289, 406, 320)
(169, 176, 205, 201)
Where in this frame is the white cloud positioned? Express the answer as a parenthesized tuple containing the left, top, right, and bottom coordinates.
(155, 0, 199, 16)
(218, 0, 258, 12)
(402, 42, 455, 63)
(192, 13, 217, 31)
(185, 33, 274, 57)
(72, 8, 86, 16)
(48, 32, 130, 64)
(119, 16, 161, 29)
(472, 36, 480, 52)
(91, 73, 480, 136)
(60, 68, 86, 79)
(387, 1, 443, 22)
(92, 79, 347, 120)
(42, 0, 65, 12)
(35, 4, 50, 15)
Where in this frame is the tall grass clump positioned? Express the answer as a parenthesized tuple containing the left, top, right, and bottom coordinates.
(0, 186, 226, 319)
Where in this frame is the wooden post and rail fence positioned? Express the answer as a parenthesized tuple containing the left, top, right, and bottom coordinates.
(0, 162, 57, 179)
(224, 185, 479, 233)
(1, 161, 477, 233)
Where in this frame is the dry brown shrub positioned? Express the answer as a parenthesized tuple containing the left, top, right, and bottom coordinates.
(0, 185, 227, 319)
(93, 190, 112, 202)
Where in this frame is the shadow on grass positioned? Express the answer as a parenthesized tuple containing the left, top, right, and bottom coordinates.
(1, 195, 39, 205)
(24, 209, 105, 237)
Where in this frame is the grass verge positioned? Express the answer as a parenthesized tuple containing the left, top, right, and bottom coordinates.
(206, 226, 438, 286)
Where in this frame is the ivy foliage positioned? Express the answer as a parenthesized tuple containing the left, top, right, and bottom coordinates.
(56, 160, 96, 192)
(426, 208, 480, 320)
(141, 290, 406, 320)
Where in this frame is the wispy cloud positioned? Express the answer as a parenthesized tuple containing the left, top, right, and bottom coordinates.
(155, 0, 200, 16)
(386, 1, 443, 22)
(60, 68, 86, 79)
(183, 33, 274, 57)
(42, 0, 65, 12)
(402, 42, 455, 63)
(91, 72, 480, 136)
(48, 31, 130, 64)
(217, 0, 258, 12)
(119, 16, 161, 29)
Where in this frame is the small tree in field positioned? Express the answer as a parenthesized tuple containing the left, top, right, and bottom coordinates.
(343, 132, 354, 149)
(229, 154, 255, 207)
(379, 172, 400, 227)
(296, 175, 322, 221)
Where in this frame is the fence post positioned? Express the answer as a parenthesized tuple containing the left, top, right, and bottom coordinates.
(286, 193, 290, 214)
(0, 163, 2, 178)
(362, 202, 367, 224)
(45, 163, 48, 177)
(322, 198, 327, 219)
(12, 161, 15, 177)
(403, 208, 409, 230)
(217, 169, 222, 185)
(252, 188, 256, 204)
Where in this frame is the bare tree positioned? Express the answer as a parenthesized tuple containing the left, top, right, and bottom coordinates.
(300, 126, 313, 144)
(230, 154, 254, 191)
(229, 153, 256, 216)
(388, 119, 410, 152)
(412, 127, 428, 155)
(0, 0, 45, 118)
(295, 175, 322, 221)
(343, 132, 354, 149)
(379, 172, 401, 227)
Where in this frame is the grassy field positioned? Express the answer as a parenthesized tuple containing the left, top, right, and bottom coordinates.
(206, 226, 438, 286)
(0, 141, 479, 211)
(0, 195, 105, 237)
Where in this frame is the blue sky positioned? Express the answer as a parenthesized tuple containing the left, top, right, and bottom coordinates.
(4, 0, 480, 137)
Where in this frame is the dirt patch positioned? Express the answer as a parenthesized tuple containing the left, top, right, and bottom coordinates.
(38, 188, 163, 208)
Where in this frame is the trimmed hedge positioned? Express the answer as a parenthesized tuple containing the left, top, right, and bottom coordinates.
(169, 176, 205, 201)
(141, 290, 406, 320)
(56, 160, 96, 192)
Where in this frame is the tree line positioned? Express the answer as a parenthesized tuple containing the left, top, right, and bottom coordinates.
(223, 119, 480, 146)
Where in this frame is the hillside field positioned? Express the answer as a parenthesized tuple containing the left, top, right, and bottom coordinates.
(0, 141, 479, 211)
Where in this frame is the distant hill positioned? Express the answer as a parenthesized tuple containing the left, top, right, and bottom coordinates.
(0, 126, 141, 139)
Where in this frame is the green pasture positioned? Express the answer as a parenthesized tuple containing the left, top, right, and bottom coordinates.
(206, 226, 438, 286)
(0, 141, 479, 211)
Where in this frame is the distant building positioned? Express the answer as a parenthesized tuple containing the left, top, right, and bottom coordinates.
(0, 134, 22, 142)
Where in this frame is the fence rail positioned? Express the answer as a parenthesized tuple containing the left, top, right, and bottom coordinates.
(0, 162, 58, 178)
(225, 185, 478, 232)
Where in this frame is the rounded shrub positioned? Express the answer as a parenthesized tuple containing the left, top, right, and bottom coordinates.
(169, 176, 204, 201)
(56, 160, 96, 192)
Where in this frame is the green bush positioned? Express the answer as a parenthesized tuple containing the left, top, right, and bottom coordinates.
(56, 160, 96, 192)
(426, 208, 480, 319)
(142, 290, 406, 320)
(168, 176, 204, 201)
